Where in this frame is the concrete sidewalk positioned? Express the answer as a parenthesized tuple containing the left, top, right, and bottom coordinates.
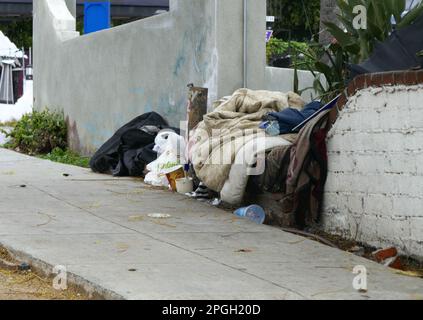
(0, 148, 422, 300)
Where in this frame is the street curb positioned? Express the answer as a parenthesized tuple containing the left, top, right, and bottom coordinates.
(0, 242, 125, 300)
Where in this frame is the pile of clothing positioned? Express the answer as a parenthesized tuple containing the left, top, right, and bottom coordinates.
(250, 110, 331, 228)
(186, 89, 332, 228)
(188, 88, 303, 198)
(90, 89, 333, 229)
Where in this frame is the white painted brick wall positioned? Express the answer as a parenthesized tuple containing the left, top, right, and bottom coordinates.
(322, 85, 423, 260)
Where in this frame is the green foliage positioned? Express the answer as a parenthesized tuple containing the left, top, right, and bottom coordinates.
(39, 148, 90, 168)
(324, 0, 423, 63)
(76, 18, 84, 34)
(267, 0, 321, 40)
(295, 0, 423, 101)
(293, 42, 349, 103)
(2, 110, 88, 168)
(266, 38, 312, 66)
(0, 18, 32, 48)
(3, 109, 67, 155)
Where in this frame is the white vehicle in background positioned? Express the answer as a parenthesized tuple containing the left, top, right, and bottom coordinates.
(0, 31, 32, 124)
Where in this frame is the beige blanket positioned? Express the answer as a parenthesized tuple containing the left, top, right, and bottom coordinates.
(191, 88, 304, 192)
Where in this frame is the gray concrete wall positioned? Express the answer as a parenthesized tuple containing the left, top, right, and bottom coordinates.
(265, 67, 322, 102)
(34, 0, 316, 155)
(65, 0, 76, 18)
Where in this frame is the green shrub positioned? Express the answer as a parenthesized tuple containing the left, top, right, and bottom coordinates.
(3, 109, 67, 154)
(266, 38, 313, 69)
(293, 42, 349, 103)
(39, 148, 90, 168)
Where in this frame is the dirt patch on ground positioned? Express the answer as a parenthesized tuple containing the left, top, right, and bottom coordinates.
(0, 268, 87, 300)
(0, 247, 89, 300)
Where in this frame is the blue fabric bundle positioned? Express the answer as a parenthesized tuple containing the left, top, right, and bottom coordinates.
(262, 101, 322, 135)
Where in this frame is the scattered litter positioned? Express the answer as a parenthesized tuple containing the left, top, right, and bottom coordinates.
(236, 249, 253, 253)
(18, 262, 31, 271)
(372, 247, 398, 263)
(234, 205, 265, 224)
(20, 184, 26, 188)
(128, 215, 144, 222)
(166, 167, 186, 192)
(63, 173, 70, 177)
(148, 213, 172, 219)
(176, 177, 193, 194)
(383, 256, 404, 270)
(128, 269, 137, 272)
(116, 243, 129, 253)
(372, 247, 404, 270)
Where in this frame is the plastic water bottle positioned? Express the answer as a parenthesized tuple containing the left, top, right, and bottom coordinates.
(234, 205, 266, 224)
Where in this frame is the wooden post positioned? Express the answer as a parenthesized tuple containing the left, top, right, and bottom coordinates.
(187, 84, 208, 134)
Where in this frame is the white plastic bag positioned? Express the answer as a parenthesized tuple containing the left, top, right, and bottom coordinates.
(153, 130, 172, 155)
(144, 131, 187, 187)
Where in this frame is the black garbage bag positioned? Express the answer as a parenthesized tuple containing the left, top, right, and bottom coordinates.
(90, 112, 173, 177)
(349, 13, 423, 79)
(270, 54, 292, 68)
